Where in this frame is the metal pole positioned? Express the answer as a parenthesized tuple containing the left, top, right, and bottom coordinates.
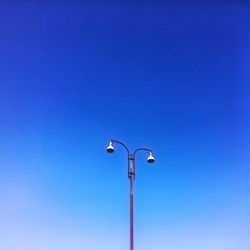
(107, 141, 154, 250)
(129, 156, 134, 250)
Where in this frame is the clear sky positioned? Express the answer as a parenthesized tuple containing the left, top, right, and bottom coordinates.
(0, 1, 250, 250)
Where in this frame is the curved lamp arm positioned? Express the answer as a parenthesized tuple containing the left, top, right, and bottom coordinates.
(111, 139, 130, 158)
(132, 148, 153, 180)
(133, 148, 152, 158)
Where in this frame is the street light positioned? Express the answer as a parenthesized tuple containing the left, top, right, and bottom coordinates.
(147, 151, 155, 163)
(107, 141, 115, 153)
(106, 139, 155, 250)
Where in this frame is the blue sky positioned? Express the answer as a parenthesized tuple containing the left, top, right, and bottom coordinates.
(0, 1, 250, 250)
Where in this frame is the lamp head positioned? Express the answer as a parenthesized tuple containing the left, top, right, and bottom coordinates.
(147, 151, 155, 163)
(107, 141, 114, 153)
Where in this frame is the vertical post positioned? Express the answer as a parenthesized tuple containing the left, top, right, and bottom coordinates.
(129, 155, 134, 250)
(107, 141, 154, 250)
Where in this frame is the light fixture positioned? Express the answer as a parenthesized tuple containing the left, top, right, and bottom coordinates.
(106, 139, 155, 250)
(147, 151, 155, 163)
(107, 141, 114, 153)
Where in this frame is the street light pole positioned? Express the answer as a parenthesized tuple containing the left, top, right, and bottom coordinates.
(129, 154, 134, 250)
(107, 140, 155, 250)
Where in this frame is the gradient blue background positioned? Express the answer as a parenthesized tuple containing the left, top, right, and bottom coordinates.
(0, 1, 250, 250)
